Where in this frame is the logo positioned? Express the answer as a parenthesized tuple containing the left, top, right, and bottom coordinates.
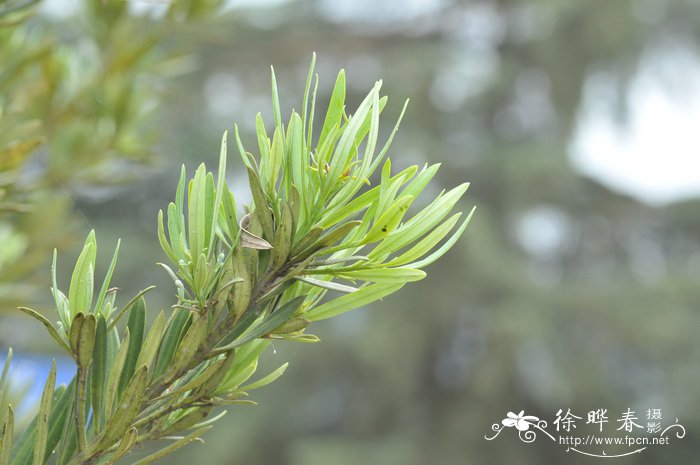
(484, 408, 686, 458)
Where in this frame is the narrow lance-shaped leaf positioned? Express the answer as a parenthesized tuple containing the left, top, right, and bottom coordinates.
(131, 426, 212, 465)
(105, 330, 130, 417)
(117, 298, 145, 398)
(247, 167, 274, 241)
(214, 296, 305, 354)
(319, 69, 346, 146)
(239, 362, 289, 391)
(17, 307, 70, 354)
(405, 206, 475, 269)
(386, 212, 463, 266)
(306, 282, 405, 321)
(96, 365, 148, 452)
(136, 311, 165, 375)
(0, 406, 13, 465)
(336, 268, 426, 283)
(104, 427, 138, 465)
(209, 131, 228, 254)
(373, 183, 470, 257)
(94, 239, 121, 317)
(188, 164, 207, 260)
(33, 360, 55, 465)
(68, 231, 96, 319)
(168, 314, 208, 376)
(90, 316, 108, 432)
(295, 276, 358, 294)
(154, 309, 191, 379)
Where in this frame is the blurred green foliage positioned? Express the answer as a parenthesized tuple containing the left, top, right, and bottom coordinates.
(0, 0, 223, 311)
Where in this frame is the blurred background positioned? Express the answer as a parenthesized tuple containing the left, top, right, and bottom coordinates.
(2, 0, 700, 463)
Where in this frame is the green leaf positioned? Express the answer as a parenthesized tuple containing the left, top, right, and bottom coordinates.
(0, 349, 11, 405)
(76, 314, 96, 369)
(287, 113, 306, 208)
(166, 202, 186, 261)
(219, 188, 239, 243)
(318, 164, 416, 229)
(271, 201, 293, 270)
(255, 114, 271, 187)
(17, 307, 70, 354)
(239, 362, 289, 391)
(96, 365, 148, 453)
(169, 313, 208, 375)
(107, 286, 156, 331)
(68, 312, 84, 357)
(295, 276, 358, 293)
(10, 381, 74, 465)
(247, 168, 274, 241)
(270, 66, 283, 137)
(293, 221, 361, 259)
(372, 183, 470, 257)
(104, 427, 137, 465)
(214, 297, 305, 354)
(136, 310, 165, 375)
(336, 268, 426, 283)
(33, 360, 55, 465)
(159, 358, 226, 400)
(188, 164, 207, 259)
(131, 426, 212, 465)
(157, 407, 212, 437)
(319, 69, 346, 145)
(68, 231, 96, 318)
(269, 127, 284, 196)
(209, 131, 228, 254)
(117, 298, 145, 398)
(301, 52, 317, 147)
(1, 406, 13, 465)
(94, 239, 121, 318)
(306, 282, 404, 321)
(361, 195, 414, 244)
(51, 250, 69, 329)
(230, 248, 251, 320)
(154, 309, 191, 379)
(203, 172, 216, 255)
(405, 206, 475, 269)
(384, 211, 462, 266)
(324, 81, 380, 197)
(105, 331, 130, 417)
(90, 316, 108, 432)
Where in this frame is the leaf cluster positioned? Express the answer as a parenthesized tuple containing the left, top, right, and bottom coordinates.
(1, 57, 473, 464)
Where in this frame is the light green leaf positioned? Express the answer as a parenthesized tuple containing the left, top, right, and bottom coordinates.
(406, 206, 475, 269)
(33, 360, 55, 465)
(104, 427, 137, 465)
(17, 307, 70, 354)
(117, 298, 145, 398)
(295, 276, 358, 293)
(131, 426, 212, 465)
(306, 282, 404, 321)
(90, 316, 108, 432)
(154, 309, 191, 379)
(105, 330, 129, 417)
(336, 268, 426, 283)
(0, 405, 13, 465)
(136, 310, 165, 375)
(97, 365, 148, 452)
(386, 212, 462, 266)
(95, 239, 121, 318)
(68, 231, 96, 318)
(319, 69, 346, 146)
